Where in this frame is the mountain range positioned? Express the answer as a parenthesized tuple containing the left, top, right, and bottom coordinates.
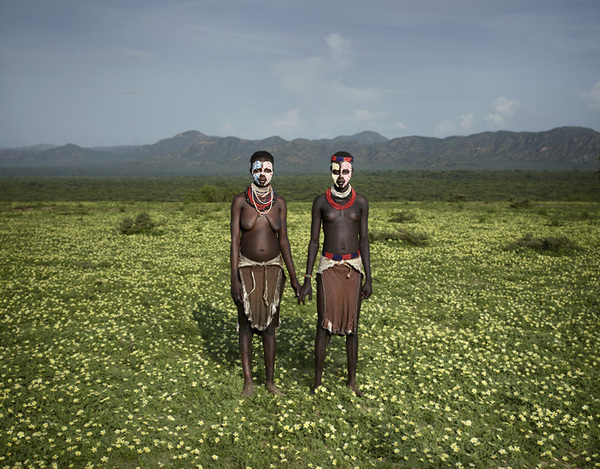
(1, 127, 598, 176)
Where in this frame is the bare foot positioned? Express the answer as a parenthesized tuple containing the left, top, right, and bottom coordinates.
(266, 382, 283, 396)
(241, 381, 254, 397)
(348, 383, 364, 397)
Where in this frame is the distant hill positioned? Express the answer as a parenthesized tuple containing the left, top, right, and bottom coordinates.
(1, 127, 598, 176)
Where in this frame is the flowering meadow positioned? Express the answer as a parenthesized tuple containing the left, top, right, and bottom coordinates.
(1, 201, 599, 468)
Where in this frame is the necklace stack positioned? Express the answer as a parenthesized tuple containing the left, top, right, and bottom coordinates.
(326, 185, 356, 210)
(331, 184, 352, 198)
(246, 183, 276, 215)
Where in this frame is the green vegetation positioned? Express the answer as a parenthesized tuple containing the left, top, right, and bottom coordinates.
(118, 212, 160, 235)
(504, 233, 580, 254)
(388, 210, 417, 223)
(1, 200, 599, 468)
(1, 170, 599, 203)
(369, 227, 430, 246)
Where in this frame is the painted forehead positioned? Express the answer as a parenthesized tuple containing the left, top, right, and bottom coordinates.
(331, 161, 352, 171)
(251, 160, 273, 171)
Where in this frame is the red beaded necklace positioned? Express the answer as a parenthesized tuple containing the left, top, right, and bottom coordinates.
(246, 185, 276, 215)
(326, 187, 356, 210)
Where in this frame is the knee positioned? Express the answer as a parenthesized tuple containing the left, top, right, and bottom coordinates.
(263, 325, 277, 338)
(238, 321, 253, 336)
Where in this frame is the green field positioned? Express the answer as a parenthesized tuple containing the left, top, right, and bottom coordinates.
(1, 170, 599, 203)
(1, 197, 599, 468)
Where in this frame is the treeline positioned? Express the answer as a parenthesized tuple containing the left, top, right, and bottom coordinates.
(1, 171, 598, 203)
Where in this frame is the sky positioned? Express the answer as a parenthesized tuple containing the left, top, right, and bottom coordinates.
(1, 0, 599, 148)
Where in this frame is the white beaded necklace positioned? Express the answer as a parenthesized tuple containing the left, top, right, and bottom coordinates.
(250, 182, 275, 215)
(330, 184, 352, 199)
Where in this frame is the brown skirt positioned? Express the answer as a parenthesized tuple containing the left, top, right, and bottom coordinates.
(239, 264, 285, 331)
(319, 263, 362, 335)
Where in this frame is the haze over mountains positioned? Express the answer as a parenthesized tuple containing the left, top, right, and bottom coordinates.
(1, 127, 598, 176)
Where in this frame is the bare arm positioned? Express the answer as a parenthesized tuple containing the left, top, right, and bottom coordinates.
(357, 195, 372, 300)
(298, 196, 323, 304)
(230, 195, 243, 304)
(277, 197, 301, 297)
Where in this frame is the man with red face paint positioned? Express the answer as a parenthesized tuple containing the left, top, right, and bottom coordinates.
(298, 151, 372, 397)
(231, 151, 301, 396)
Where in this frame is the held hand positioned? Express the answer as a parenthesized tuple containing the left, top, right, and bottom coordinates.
(231, 278, 244, 305)
(298, 281, 313, 305)
(361, 280, 372, 300)
(290, 277, 302, 298)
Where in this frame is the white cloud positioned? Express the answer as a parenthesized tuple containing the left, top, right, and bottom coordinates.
(325, 33, 350, 57)
(218, 123, 236, 136)
(332, 84, 382, 103)
(486, 97, 520, 127)
(583, 79, 600, 110)
(267, 109, 303, 136)
(276, 56, 326, 94)
(434, 120, 457, 137)
(273, 34, 382, 107)
(459, 112, 475, 129)
(434, 112, 475, 137)
(315, 108, 387, 134)
(353, 109, 382, 122)
(394, 121, 406, 130)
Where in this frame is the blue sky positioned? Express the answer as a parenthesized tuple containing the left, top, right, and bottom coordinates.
(1, 0, 599, 147)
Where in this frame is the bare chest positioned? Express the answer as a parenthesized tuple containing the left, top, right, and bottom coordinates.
(240, 204, 282, 232)
(322, 205, 361, 224)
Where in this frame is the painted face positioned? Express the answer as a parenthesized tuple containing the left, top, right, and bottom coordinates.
(251, 160, 273, 186)
(331, 161, 352, 188)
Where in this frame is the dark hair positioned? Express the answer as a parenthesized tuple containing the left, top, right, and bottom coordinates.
(250, 151, 274, 164)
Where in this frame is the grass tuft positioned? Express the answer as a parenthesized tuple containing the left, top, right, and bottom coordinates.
(504, 233, 580, 254)
(389, 210, 417, 223)
(118, 211, 158, 235)
(369, 227, 430, 246)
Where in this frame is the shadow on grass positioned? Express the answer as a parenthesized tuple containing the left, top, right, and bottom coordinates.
(276, 309, 316, 389)
(191, 300, 318, 389)
(192, 302, 238, 366)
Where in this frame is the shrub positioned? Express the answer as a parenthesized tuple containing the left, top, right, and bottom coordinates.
(449, 193, 467, 203)
(369, 227, 430, 246)
(185, 184, 240, 203)
(389, 210, 416, 223)
(509, 198, 534, 209)
(118, 212, 157, 235)
(504, 233, 579, 254)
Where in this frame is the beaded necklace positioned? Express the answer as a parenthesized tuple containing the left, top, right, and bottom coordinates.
(330, 184, 352, 199)
(246, 183, 277, 215)
(326, 186, 356, 210)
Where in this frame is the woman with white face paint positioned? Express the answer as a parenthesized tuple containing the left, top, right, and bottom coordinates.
(230, 151, 301, 396)
(298, 151, 372, 397)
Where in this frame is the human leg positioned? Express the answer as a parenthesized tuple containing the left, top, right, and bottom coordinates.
(345, 333, 363, 397)
(346, 291, 363, 397)
(237, 306, 254, 396)
(262, 320, 281, 395)
(313, 274, 329, 392)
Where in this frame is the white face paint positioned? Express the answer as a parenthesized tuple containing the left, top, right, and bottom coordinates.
(331, 161, 352, 188)
(251, 160, 273, 186)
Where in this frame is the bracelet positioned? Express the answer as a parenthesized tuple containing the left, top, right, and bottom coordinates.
(304, 274, 312, 279)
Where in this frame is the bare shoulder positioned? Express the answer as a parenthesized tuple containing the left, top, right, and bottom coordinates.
(276, 193, 287, 205)
(313, 193, 327, 206)
(356, 193, 369, 205)
(232, 191, 246, 207)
